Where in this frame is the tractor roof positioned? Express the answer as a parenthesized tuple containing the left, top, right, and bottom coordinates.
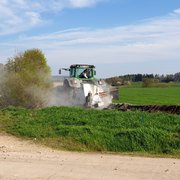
(70, 64, 95, 68)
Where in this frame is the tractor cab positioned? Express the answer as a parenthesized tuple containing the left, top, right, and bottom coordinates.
(60, 64, 96, 80)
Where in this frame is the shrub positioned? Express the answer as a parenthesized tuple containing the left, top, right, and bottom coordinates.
(142, 78, 159, 87)
(0, 49, 52, 108)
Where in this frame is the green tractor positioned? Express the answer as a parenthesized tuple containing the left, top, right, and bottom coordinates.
(59, 64, 118, 108)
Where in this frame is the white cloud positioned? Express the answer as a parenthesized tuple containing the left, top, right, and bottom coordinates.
(25, 12, 41, 26)
(69, 0, 102, 8)
(174, 8, 180, 14)
(11, 12, 180, 50)
(0, 8, 180, 76)
(0, 0, 106, 35)
(0, 0, 43, 35)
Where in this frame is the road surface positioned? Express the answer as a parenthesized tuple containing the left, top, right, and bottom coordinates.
(0, 134, 179, 180)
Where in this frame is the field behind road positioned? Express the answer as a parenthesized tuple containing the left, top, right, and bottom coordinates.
(117, 83, 180, 105)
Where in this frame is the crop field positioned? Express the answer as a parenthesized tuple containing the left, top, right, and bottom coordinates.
(0, 106, 179, 157)
(117, 84, 180, 105)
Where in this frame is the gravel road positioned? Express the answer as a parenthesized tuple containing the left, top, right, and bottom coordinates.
(0, 134, 179, 180)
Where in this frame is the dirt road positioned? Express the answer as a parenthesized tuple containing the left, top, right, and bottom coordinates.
(0, 134, 179, 180)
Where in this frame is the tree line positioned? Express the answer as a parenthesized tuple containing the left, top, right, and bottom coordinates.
(105, 72, 180, 86)
(119, 73, 180, 82)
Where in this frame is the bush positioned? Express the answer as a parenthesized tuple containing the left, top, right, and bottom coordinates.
(105, 77, 123, 86)
(142, 78, 159, 87)
(0, 49, 52, 108)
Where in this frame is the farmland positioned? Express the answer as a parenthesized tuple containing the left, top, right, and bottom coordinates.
(117, 83, 180, 105)
(0, 106, 179, 157)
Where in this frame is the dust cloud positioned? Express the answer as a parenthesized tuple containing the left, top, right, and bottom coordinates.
(47, 84, 85, 107)
(47, 81, 113, 109)
(0, 66, 52, 108)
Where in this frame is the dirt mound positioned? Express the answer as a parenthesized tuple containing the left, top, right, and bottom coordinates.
(108, 103, 180, 114)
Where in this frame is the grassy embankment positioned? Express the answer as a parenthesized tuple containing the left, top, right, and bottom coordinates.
(117, 82, 180, 105)
(0, 106, 179, 157)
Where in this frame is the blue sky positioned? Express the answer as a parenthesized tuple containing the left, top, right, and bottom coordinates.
(0, 0, 180, 77)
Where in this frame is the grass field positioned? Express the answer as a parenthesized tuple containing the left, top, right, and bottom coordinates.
(118, 87, 180, 105)
(123, 82, 180, 88)
(116, 82, 180, 105)
(0, 106, 179, 157)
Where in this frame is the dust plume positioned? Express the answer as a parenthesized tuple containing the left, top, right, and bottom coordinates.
(0, 67, 52, 108)
(47, 83, 85, 107)
(47, 80, 114, 109)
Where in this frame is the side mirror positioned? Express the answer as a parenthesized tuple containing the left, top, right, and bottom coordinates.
(94, 70, 96, 75)
(59, 69, 61, 74)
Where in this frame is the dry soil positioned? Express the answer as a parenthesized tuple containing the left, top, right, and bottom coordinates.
(0, 133, 179, 180)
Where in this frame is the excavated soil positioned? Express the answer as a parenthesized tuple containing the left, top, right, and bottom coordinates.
(108, 104, 180, 114)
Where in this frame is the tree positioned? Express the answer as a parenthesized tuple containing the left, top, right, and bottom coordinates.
(0, 49, 52, 108)
(142, 78, 158, 87)
(134, 74, 143, 82)
(162, 74, 174, 83)
(0, 63, 3, 72)
(174, 72, 180, 82)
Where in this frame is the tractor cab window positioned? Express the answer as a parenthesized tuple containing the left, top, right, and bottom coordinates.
(70, 68, 76, 77)
(77, 68, 93, 79)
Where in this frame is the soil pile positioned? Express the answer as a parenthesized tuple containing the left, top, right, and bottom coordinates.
(108, 104, 180, 114)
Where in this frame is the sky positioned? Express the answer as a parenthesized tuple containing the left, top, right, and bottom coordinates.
(0, 0, 180, 78)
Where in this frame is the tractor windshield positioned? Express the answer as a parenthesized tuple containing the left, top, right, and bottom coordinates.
(70, 67, 95, 79)
(76, 68, 85, 76)
(77, 68, 93, 79)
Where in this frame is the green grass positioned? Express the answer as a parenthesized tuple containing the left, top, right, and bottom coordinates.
(0, 106, 179, 157)
(117, 87, 180, 105)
